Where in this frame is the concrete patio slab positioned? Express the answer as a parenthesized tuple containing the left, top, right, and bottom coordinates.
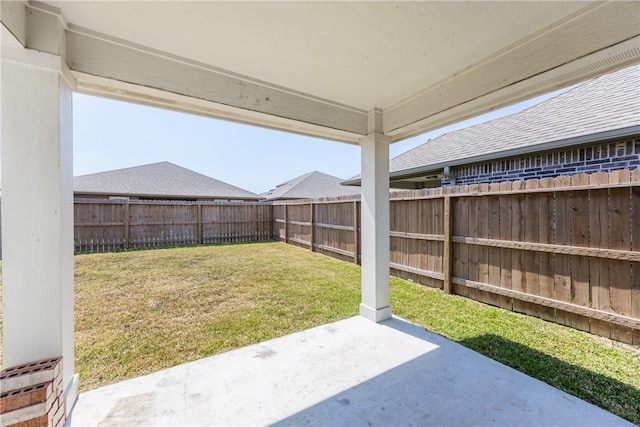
(66, 316, 632, 426)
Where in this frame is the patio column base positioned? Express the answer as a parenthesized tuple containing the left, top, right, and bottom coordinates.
(360, 303, 392, 323)
(64, 374, 80, 416)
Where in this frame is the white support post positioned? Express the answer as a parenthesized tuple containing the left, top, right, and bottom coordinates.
(359, 109, 391, 322)
(1, 45, 78, 409)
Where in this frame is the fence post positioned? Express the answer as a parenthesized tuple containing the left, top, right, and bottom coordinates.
(123, 201, 130, 249)
(284, 204, 289, 244)
(443, 195, 452, 294)
(310, 202, 315, 251)
(197, 203, 203, 245)
(353, 200, 359, 265)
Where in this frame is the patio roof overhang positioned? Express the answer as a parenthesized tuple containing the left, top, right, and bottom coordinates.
(2, 0, 639, 420)
(3, 1, 639, 143)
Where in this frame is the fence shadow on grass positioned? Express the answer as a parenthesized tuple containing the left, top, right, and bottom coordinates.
(457, 334, 640, 424)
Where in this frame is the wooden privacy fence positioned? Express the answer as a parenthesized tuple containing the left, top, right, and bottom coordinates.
(272, 170, 640, 345)
(74, 200, 272, 253)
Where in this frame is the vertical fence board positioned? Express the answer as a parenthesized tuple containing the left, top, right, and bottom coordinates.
(123, 203, 130, 249)
(443, 196, 452, 294)
(632, 170, 640, 345)
(353, 201, 359, 264)
(433, 196, 444, 285)
(430, 197, 440, 288)
(452, 193, 469, 296)
(476, 186, 493, 304)
(554, 176, 573, 327)
(499, 181, 513, 310)
(467, 188, 480, 301)
(589, 173, 611, 337)
(609, 170, 633, 343)
(390, 200, 400, 278)
(310, 203, 315, 251)
(487, 183, 502, 307)
(569, 174, 591, 332)
(537, 178, 557, 322)
(511, 181, 526, 314)
(522, 179, 540, 318)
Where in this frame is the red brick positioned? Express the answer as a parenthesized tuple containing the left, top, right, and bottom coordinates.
(54, 405, 66, 427)
(49, 401, 66, 427)
(7, 414, 48, 427)
(0, 358, 65, 427)
(29, 383, 52, 406)
(1, 358, 61, 378)
(0, 389, 31, 414)
(1, 382, 51, 414)
(1, 358, 62, 392)
(45, 391, 57, 413)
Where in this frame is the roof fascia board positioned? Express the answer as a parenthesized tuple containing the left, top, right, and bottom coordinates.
(66, 26, 368, 144)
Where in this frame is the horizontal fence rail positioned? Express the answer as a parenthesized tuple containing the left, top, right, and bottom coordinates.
(272, 170, 640, 345)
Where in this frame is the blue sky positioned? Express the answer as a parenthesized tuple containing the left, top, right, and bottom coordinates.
(73, 88, 568, 195)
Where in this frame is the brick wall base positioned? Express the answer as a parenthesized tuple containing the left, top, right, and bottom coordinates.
(0, 358, 66, 427)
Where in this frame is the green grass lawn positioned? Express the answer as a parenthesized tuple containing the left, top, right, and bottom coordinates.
(0, 242, 638, 423)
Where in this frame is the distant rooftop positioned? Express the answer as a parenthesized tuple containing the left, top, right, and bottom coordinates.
(262, 171, 360, 201)
(74, 162, 261, 200)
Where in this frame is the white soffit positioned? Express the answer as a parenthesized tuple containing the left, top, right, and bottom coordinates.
(8, 1, 640, 143)
(43, 1, 591, 110)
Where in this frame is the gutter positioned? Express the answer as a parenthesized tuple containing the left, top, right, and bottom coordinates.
(443, 166, 456, 185)
(342, 125, 640, 186)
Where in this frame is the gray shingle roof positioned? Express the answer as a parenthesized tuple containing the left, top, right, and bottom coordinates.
(74, 162, 261, 200)
(262, 171, 360, 201)
(388, 65, 640, 175)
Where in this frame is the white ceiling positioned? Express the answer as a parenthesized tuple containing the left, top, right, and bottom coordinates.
(4, 1, 639, 143)
(50, 1, 590, 111)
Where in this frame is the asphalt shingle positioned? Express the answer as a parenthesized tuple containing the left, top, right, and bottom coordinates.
(262, 171, 360, 201)
(74, 162, 261, 200)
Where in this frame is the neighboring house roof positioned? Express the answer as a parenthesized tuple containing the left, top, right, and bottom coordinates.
(344, 64, 640, 186)
(74, 161, 261, 200)
(262, 171, 360, 201)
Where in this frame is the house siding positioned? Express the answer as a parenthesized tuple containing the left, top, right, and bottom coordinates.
(442, 137, 639, 186)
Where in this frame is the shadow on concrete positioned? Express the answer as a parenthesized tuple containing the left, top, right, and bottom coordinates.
(457, 334, 639, 424)
(271, 325, 633, 427)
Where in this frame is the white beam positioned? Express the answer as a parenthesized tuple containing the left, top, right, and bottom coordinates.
(1, 45, 78, 410)
(359, 109, 391, 322)
(65, 27, 368, 141)
(0, 0, 27, 47)
(72, 71, 365, 145)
